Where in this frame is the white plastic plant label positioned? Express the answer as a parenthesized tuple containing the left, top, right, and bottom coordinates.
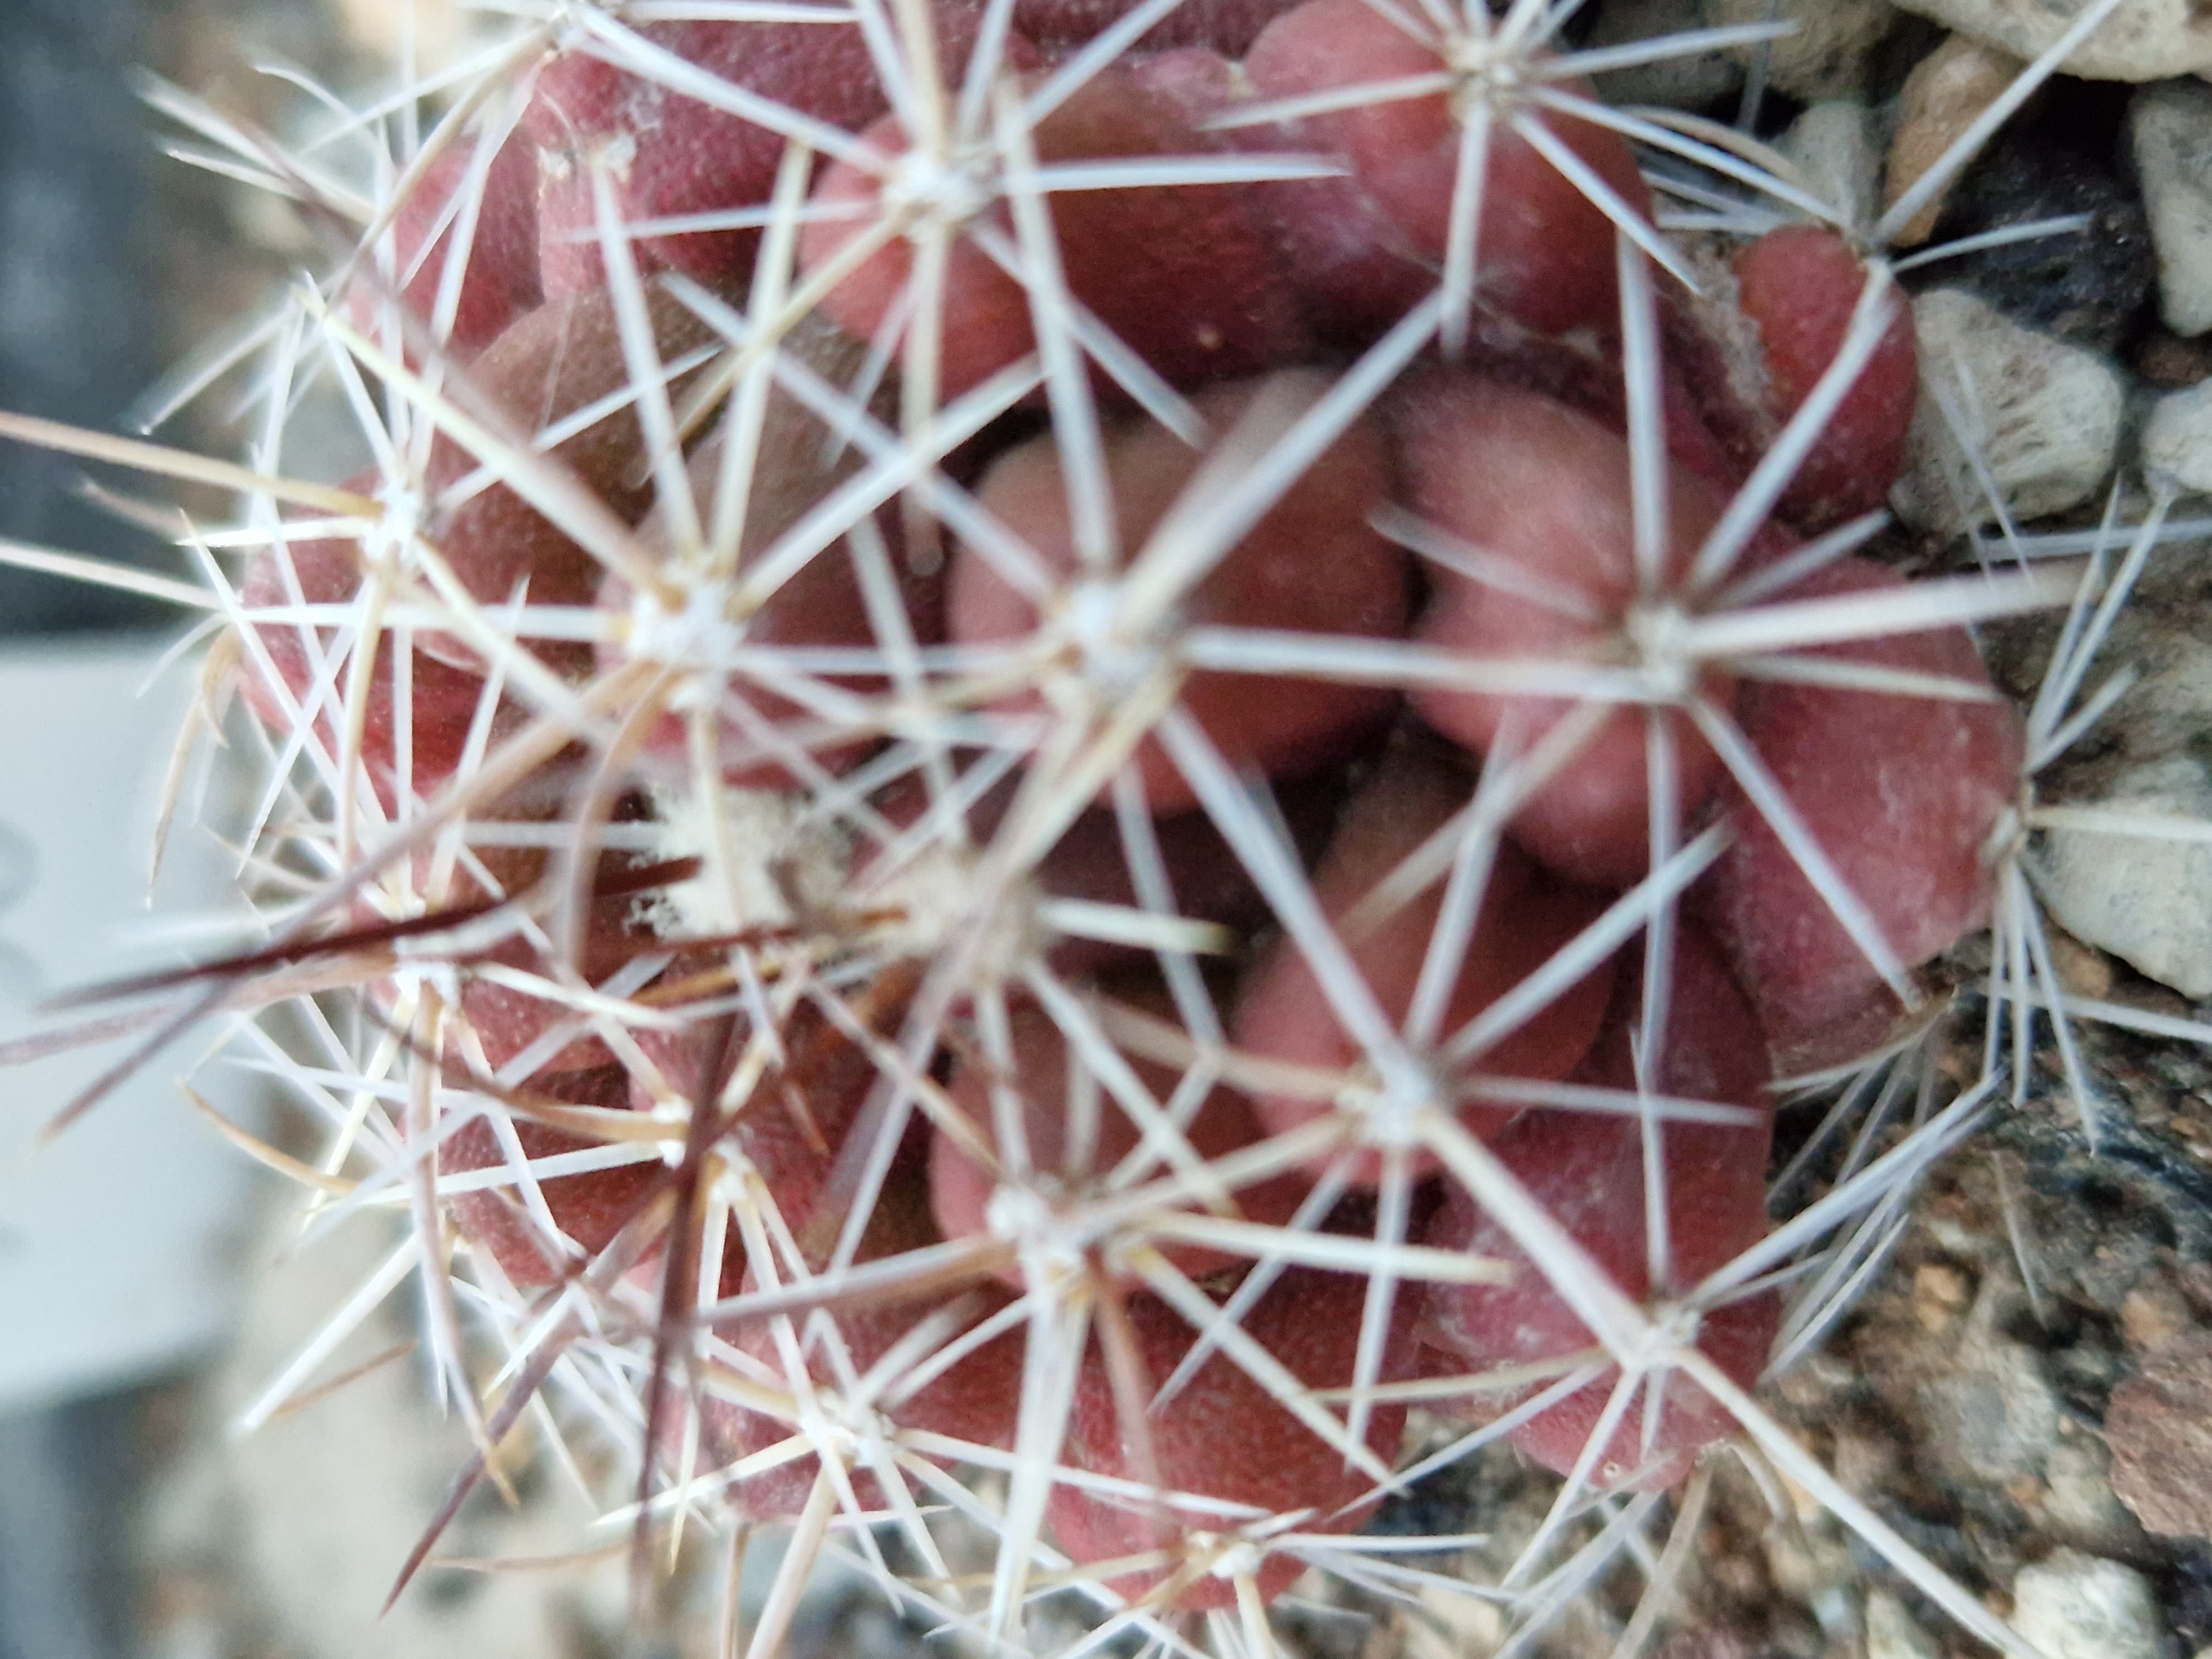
(0, 638, 262, 1411)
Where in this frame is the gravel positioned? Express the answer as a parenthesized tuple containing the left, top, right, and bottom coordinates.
(1887, 0, 2212, 82)
(1892, 288, 2126, 532)
(2131, 80, 2212, 340)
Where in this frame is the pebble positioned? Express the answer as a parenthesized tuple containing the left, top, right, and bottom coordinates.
(2105, 1334, 2212, 1539)
(1889, 0, 2212, 82)
(2131, 80, 2212, 339)
(1886, 34, 2026, 247)
(1781, 100, 1880, 229)
(2136, 330, 2212, 388)
(1587, 0, 1743, 108)
(1706, 0, 1893, 101)
(2045, 925, 2115, 999)
(2040, 754, 2212, 1001)
(2011, 1549, 2170, 1659)
(1892, 289, 2125, 533)
(2042, 1436, 2140, 1547)
(1921, 109, 2157, 356)
(1865, 1589, 1943, 1659)
(1921, 1325, 2064, 1483)
(2143, 380, 2212, 495)
(2088, 604, 2212, 760)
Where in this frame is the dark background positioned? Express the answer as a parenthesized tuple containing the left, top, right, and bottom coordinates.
(2, 4, 184, 1657)
(0, 0, 173, 637)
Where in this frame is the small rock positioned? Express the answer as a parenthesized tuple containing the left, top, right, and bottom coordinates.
(1890, 0, 2212, 82)
(2145, 379, 2212, 496)
(1923, 111, 2157, 354)
(1921, 1323, 2064, 1483)
(2043, 1436, 2140, 1546)
(1588, 0, 1743, 107)
(2046, 926, 2115, 999)
(1781, 100, 1881, 228)
(1653, 1635, 1758, 1659)
(2136, 330, 2212, 388)
(2041, 755, 2212, 1000)
(2106, 1334, 2212, 1539)
(1893, 289, 2125, 533)
(1913, 1261, 1974, 1332)
(1832, 1428, 1900, 1495)
(2011, 1550, 2171, 1659)
(1865, 1589, 1943, 1659)
(2085, 606, 2212, 760)
(1706, 0, 1892, 101)
(2123, 1280, 2200, 1352)
(1887, 34, 2026, 246)
(2132, 81, 2212, 338)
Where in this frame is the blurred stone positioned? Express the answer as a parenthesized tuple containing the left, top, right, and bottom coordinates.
(2011, 1550, 2169, 1659)
(2132, 80, 2212, 337)
(1588, 0, 1744, 107)
(1922, 115, 2156, 355)
(1707, 0, 1892, 100)
(1865, 1590, 1942, 1659)
(2045, 926, 2115, 999)
(2086, 604, 2212, 760)
(1890, 0, 2212, 81)
(1920, 1319, 2063, 1483)
(2106, 1335, 2212, 1539)
(2043, 1435, 2138, 1547)
(1893, 289, 2124, 531)
(2144, 382, 2212, 495)
(2122, 1280, 2199, 1352)
(2137, 330, 2212, 388)
(1913, 1262, 1973, 1333)
(2041, 755, 2212, 1000)
(1782, 100, 1881, 227)
(333, 0, 488, 72)
(1887, 34, 2024, 245)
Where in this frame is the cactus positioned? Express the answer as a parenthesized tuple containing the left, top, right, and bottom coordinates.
(0, 1, 2182, 1654)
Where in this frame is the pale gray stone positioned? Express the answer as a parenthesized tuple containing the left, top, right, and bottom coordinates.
(1588, 0, 1744, 107)
(2091, 606, 2212, 760)
(1890, 0, 2212, 82)
(2132, 82, 2212, 341)
(1706, 0, 1891, 100)
(2043, 1436, 2140, 1548)
(1866, 1590, 1943, 1659)
(2011, 1550, 2170, 1659)
(1921, 1326, 2064, 1483)
(1781, 100, 1881, 228)
(2143, 380, 2212, 494)
(2132, 80, 2212, 337)
(1892, 289, 2125, 533)
(2040, 755, 2212, 1000)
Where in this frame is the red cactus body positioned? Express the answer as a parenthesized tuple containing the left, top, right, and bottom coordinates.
(1422, 923, 1778, 1489)
(801, 65, 1307, 403)
(344, 127, 542, 359)
(139, 6, 2080, 1643)
(1050, 1257, 1417, 1608)
(1242, 3, 1650, 341)
(950, 369, 1408, 813)
(1233, 738, 1617, 1181)
(1392, 372, 1736, 886)
(1700, 557, 2026, 1071)
(1732, 226, 1920, 530)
